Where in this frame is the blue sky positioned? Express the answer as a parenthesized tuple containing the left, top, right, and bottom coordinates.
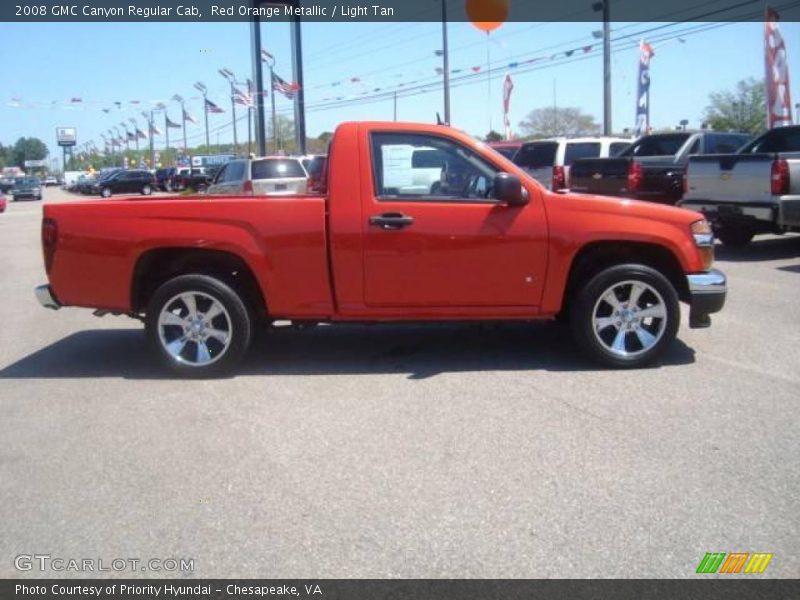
(1, 19, 798, 158)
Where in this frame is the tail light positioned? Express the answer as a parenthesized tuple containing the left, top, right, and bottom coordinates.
(552, 166, 567, 191)
(241, 180, 254, 195)
(771, 159, 789, 195)
(41, 218, 58, 274)
(627, 161, 643, 194)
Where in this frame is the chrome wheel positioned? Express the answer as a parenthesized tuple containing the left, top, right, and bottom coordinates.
(591, 280, 667, 358)
(157, 291, 232, 367)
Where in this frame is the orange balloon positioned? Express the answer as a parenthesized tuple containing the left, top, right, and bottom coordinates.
(466, 0, 509, 33)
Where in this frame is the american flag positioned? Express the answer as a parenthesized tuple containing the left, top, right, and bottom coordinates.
(205, 98, 225, 113)
(136, 128, 147, 139)
(165, 115, 182, 128)
(271, 71, 300, 99)
(232, 86, 253, 108)
(182, 108, 198, 124)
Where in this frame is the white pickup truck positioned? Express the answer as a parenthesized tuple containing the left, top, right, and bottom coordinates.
(680, 126, 800, 246)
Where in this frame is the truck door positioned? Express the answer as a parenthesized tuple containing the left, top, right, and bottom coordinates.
(362, 131, 548, 309)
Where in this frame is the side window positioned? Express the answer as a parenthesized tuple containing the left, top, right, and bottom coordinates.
(371, 132, 500, 201)
(564, 142, 601, 166)
(225, 162, 245, 183)
(686, 138, 701, 155)
(213, 165, 227, 184)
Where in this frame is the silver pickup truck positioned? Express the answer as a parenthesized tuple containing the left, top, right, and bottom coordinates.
(680, 126, 800, 246)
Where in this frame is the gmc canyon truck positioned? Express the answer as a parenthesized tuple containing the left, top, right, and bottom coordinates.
(35, 122, 727, 376)
(680, 125, 800, 246)
(569, 131, 751, 204)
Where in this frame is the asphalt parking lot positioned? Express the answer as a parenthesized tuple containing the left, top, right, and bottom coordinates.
(0, 186, 798, 578)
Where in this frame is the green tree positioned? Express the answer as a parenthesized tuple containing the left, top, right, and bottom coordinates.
(12, 137, 49, 168)
(0, 143, 9, 169)
(519, 107, 600, 138)
(485, 130, 504, 142)
(703, 77, 767, 135)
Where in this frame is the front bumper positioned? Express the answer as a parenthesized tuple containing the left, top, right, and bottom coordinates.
(686, 269, 727, 328)
(35, 285, 61, 310)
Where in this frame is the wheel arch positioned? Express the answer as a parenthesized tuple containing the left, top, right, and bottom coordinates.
(131, 247, 267, 317)
(560, 241, 689, 315)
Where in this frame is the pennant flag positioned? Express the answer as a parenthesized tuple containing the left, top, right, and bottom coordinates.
(183, 108, 198, 123)
(765, 7, 793, 127)
(165, 115, 181, 128)
(634, 40, 655, 137)
(272, 71, 300, 99)
(205, 98, 225, 113)
(102, 108, 110, 113)
(114, 101, 122, 108)
(350, 77, 361, 83)
(583, 45, 593, 53)
(502, 74, 514, 141)
(565, 50, 575, 57)
(70, 97, 82, 103)
(471, 66, 481, 73)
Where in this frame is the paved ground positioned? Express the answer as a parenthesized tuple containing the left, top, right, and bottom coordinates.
(0, 186, 798, 578)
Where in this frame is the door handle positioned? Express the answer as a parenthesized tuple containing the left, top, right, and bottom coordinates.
(369, 213, 415, 230)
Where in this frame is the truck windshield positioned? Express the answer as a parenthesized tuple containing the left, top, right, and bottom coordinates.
(619, 134, 691, 157)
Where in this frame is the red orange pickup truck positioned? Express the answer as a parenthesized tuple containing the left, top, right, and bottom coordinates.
(35, 122, 727, 376)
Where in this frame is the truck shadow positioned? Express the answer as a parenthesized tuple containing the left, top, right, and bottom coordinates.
(0, 322, 695, 380)
(715, 235, 800, 262)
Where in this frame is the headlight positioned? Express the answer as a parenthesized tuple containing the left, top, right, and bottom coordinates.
(691, 219, 714, 270)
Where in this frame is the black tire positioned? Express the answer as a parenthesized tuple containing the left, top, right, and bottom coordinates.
(101, 187, 112, 198)
(569, 264, 680, 369)
(145, 274, 253, 377)
(717, 223, 755, 247)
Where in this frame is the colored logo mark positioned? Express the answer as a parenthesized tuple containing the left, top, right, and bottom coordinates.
(696, 552, 773, 574)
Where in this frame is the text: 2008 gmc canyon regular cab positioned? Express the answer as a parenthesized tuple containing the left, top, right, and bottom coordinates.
(35, 122, 727, 376)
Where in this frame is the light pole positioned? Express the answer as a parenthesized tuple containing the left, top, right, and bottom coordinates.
(194, 81, 210, 149)
(172, 94, 188, 161)
(219, 67, 240, 156)
(593, 1, 612, 135)
(441, 0, 451, 125)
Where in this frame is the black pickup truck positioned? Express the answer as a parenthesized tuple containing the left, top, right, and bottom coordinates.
(569, 131, 751, 205)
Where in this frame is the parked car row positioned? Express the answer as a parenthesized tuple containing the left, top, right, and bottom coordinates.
(66, 168, 156, 197)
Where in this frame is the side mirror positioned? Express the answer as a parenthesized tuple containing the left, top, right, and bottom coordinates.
(494, 172, 528, 206)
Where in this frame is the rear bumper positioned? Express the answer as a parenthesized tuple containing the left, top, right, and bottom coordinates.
(680, 199, 777, 223)
(35, 284, 61, 310)
(686, 269, 727, 328)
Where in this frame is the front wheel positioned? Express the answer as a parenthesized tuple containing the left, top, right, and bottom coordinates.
(570, 264, 680, 368)
(141, 184, 153, 195)
(101, 187, 112, 198)
(145, 274, 253, 377)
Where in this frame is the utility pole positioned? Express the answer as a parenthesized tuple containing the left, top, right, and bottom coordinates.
(250, 17, 267, 156)
(441, 0, 451, 124)
(247, 79, 253, 155)
(262, 53, 279, 153)
(594, 1, 612, 135)
(290, 16, 307, 154)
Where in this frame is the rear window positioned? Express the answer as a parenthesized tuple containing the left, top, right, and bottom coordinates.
(306, 156, 326, 177)
(564, 142, 601, 166)
(610, 142, 630, 156)
(251, 159, 306, 179)
(491, 146, 519, 160)
(740, 128, 800, 153)
(514, 142, 558, 169)
(620, 134, 691, 157)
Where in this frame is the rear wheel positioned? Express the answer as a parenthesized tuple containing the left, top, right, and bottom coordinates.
(145, 274, 253, 377)
(717, 223, 755, 247)
(570, 264, 680, 368)
(141, 184, 153, 195)
(101, 187, 112, 198)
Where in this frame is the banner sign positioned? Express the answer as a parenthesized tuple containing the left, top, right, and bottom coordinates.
(634, 40, 654, 137)
(765, 7, 793, 128)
